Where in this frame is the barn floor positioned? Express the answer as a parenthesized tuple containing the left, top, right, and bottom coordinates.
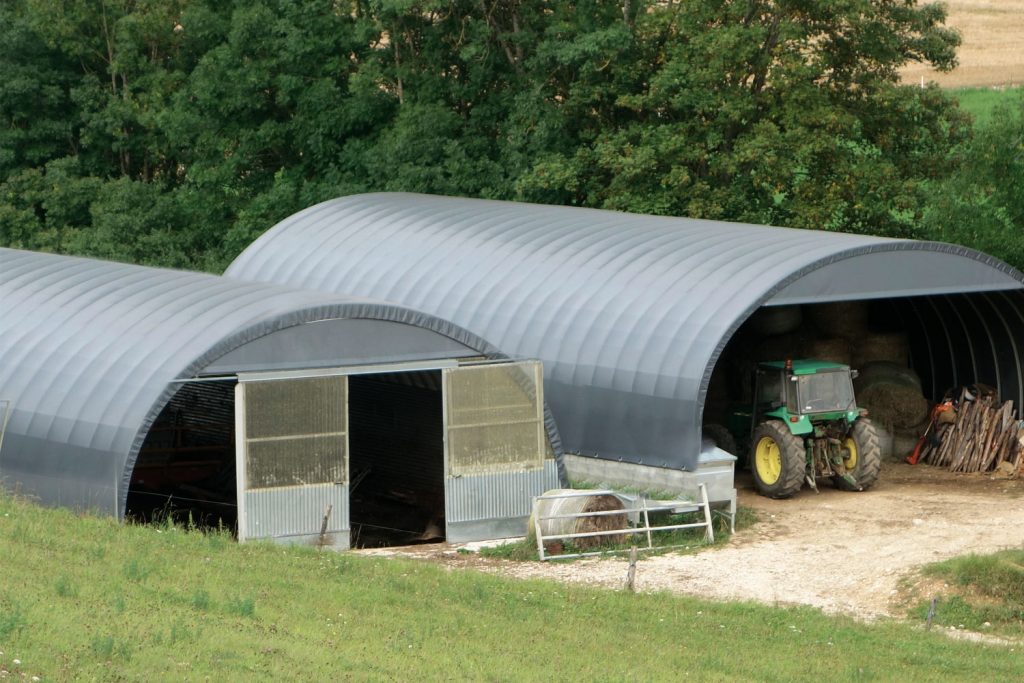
(356, 463, 1024, 622)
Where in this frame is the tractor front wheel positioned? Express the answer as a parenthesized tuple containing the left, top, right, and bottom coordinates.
(750, 420, 805, 499)
(833, 418, 882, 491)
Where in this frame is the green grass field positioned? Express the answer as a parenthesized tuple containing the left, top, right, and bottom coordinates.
(953, 87, 1024, 127)
(905, 549, 1024, 638)
(1, 492, 1022, 681)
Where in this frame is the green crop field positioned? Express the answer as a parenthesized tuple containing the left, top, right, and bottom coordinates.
(1, 492, 1022, 681)
(954, 87, 1024, 127)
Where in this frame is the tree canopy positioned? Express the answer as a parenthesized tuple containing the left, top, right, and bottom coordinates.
(1, 0, 1018, 272)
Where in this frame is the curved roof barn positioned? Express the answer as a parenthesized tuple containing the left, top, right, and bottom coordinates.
(227, 192, 1024, 470)
(0, 247, 562, 517)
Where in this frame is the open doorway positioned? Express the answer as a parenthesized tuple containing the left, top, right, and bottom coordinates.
(347, 370, 445, 548)
(126, 380, 237, 530)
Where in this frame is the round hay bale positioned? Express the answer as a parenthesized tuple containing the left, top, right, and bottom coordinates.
(529, 490, 627, 550)
(806, 302, 869, 339)
(873, 421, 895, 460)
(854, 361, 922, 394)
(852, 332, 909, 367)
(747, 306, 803, 336)
(806, 337, 852, 366)
(754, 333, 806, 362)
(857, 384, 929, 430)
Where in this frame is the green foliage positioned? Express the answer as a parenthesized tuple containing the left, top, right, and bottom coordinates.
(224, 595, 256, 618)
(921, 91, 1024, 269)
(190, 589, 211, 611)
(54, 574, 78, 599)
(1, 0, 1017, 274)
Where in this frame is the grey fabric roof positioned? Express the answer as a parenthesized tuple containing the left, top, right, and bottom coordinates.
(226, 192, 1024, 470)
(0, 248, 562, 517)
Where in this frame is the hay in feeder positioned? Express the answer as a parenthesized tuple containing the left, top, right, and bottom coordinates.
(857, 383, 929, 430)
(806, 337, 852, 366)
(853, 332, 909, 367)
(530, 490, 628, 550)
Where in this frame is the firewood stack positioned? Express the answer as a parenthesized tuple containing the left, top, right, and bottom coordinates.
(920, 386, 1024, 474)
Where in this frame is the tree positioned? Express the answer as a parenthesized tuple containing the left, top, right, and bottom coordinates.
(922, 93, 1024, 270)
(514, 1, 967, 239)
(0, 0, 984, 271)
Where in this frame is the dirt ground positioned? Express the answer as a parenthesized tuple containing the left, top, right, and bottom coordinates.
(359, 463, 1024, 622)
(900, 1, 1024, 88)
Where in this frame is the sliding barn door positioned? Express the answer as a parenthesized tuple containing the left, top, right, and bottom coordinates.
(442, 361, 555, 541)
(235, 374, 349, 547)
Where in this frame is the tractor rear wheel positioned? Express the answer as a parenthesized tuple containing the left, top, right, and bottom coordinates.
(703, 423, 738, 455)
(833, 418, 882, 491)
(750, 420, 805, 498)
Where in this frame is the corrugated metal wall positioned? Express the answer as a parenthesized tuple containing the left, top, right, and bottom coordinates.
(243, 485, 349, 546)
(446, 461, 558, 524)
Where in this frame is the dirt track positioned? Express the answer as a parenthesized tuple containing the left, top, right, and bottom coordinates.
(361, 463, 1024, 621)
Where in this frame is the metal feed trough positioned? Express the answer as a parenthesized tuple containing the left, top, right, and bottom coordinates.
(531, 484, 714, 561)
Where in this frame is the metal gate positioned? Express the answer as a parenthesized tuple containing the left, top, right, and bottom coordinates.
(442, 361, 556, 541)
(235, 374, 349, 547)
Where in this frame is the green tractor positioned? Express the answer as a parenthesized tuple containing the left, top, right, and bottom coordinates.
(746, 359, 881, 498)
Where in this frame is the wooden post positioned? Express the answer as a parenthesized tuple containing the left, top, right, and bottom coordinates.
(926, 596, 938, 630)
(318, 503, 333, 547)
(626, 546, 638, 593)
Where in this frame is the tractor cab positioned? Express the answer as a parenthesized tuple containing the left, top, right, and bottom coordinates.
(753, 360, 862, 434)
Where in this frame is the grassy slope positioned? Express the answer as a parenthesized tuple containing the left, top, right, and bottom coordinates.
(906, 549, 1024, 638)
(1, 495, 1022, 681)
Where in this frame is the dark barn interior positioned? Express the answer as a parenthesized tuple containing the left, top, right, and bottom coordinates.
(348, 370, 445, 548)
(126, 370, 449, 547)
(703, 291, 1024, 463)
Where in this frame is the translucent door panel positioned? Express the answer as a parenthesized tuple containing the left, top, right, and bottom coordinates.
(235, 375, 349, 546)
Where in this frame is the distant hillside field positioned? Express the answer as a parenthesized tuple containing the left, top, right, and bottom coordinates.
(900, 0, 1024, 88)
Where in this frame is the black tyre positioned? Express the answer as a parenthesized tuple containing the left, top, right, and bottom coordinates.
(702, 423, 738, 455)
(750, 420, 805, 499)
(833, 418, 882, 491)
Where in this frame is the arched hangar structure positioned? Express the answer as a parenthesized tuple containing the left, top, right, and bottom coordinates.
(227, 192, 1024, 473)
(0, 248, 561, 546)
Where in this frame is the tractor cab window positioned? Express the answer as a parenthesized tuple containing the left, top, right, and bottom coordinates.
(757, 370, 784, 407)
(795, 371, 855, 414)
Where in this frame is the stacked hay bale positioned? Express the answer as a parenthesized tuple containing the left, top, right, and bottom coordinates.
(854, 361, 930, 458)
(804, 303, 928, 460)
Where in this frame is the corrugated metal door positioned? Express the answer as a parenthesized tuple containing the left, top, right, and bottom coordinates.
(235, 374, 349, 547)
(442, 361, 556, 541)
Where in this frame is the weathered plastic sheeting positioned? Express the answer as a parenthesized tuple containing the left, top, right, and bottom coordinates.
(0, 248, 564, 518)
(226, 192, 1024, 470)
